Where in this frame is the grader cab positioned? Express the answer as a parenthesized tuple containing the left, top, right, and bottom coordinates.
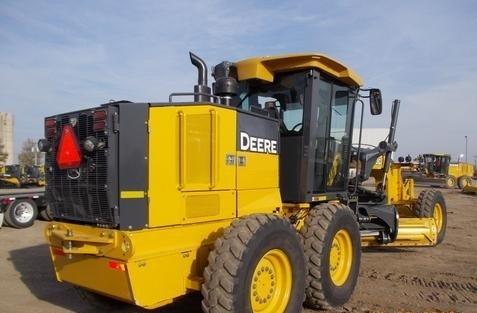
(41, 52, 445, 312)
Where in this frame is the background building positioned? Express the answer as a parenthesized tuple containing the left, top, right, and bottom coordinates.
(0, 112, 14, 164)
(353, 128, 389, 148)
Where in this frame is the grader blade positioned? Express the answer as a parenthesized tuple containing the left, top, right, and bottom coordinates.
(361, 217, 437, 247)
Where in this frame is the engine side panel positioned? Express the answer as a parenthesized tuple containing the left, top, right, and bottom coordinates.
(147, 104, 237, 228)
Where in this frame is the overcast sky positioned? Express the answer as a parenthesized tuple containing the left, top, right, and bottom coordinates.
(1, 0, 476, 164)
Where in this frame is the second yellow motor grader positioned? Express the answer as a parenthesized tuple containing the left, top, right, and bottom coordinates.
(401, 153, 474, 189)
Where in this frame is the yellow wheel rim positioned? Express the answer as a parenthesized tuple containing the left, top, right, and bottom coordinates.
(433, 203, 444, 233)
(329, 229, 353, 286)
(250, 249, 292, 313)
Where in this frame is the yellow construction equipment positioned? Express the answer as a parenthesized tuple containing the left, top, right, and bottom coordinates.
(368, 159, 446, 246)
(0, 164, 21, 188)
(40, 52, 445, 312)
(0, 164, 46, 188)
(402, 153, 474, 189)
(462, 184, 477, 195)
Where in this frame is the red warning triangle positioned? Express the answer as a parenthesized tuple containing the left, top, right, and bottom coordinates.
(56, 125, 82, 169)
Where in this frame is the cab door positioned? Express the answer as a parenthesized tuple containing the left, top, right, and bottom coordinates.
(312, 79, 354, 194)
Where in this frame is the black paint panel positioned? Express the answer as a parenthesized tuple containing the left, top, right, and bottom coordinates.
(237, 111, 280, 154)
(117, 103, 149, 230)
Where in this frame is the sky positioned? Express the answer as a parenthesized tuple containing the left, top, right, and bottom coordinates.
(1, 0, 477, 164)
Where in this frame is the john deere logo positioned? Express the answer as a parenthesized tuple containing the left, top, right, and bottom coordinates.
(240, 131, 278, 154)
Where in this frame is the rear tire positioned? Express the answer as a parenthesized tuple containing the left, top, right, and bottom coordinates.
(4, 199, 38, 228)
(416, 189, 447, 244)
(457, 176, 472, 189)
(300, 203, 361, 309)
(201, 214, 305, 313)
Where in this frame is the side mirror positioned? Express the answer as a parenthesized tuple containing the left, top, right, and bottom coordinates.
(369, 89, 382, 115)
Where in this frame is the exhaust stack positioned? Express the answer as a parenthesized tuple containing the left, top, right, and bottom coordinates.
(189, 52, 211, 102)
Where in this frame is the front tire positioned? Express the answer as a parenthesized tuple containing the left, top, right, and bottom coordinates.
(416, 189, 447, 244)
(300, 203, 361, 309)
(4, 199, 38, 228)
(445, 175, 456, 188)
(201, 214, 305, 313)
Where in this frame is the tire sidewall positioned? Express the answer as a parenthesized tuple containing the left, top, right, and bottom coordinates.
(319, 208, 361, 306)
(234, 218, 305, 313)
(457, 176, 471, 189)
(446, 175, 456, 188)
(417, 189, 447, 244)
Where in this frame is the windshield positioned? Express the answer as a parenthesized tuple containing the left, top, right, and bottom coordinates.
(233, 71, 307, 134)
(423, 154, 450, 173)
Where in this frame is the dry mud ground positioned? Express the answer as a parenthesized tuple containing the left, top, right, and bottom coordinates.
(0, 185, 476, 313)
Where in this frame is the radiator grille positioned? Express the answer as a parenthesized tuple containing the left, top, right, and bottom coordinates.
(45, 107, 116, 227)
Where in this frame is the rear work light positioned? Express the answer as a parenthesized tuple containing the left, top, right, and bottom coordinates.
(37, 139, 50, 152)
(93, 109, 107, 132)
(56, 124, 82, 169)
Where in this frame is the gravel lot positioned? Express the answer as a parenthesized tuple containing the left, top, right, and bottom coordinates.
(0, 185, 476, 313)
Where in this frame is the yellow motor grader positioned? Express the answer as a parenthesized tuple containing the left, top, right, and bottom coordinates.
(40, 52, 446, 312)
(401, 153, 474, 189)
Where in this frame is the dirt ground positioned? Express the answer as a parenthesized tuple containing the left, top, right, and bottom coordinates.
(0, 185, 476, 313)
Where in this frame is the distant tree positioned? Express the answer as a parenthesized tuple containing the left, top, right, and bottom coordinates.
(18, 138, 40, 166)
(0, 142, 8, 163)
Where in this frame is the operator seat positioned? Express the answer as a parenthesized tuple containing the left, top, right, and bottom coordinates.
(265, 100, 279, 119)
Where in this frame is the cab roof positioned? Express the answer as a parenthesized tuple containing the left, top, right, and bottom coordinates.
(234, 53, 363, 87)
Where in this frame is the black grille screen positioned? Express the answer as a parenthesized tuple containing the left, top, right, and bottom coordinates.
(45, 107, 117, 227)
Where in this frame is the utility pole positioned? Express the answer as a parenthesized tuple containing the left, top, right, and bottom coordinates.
(31, 145, 39, 166)
(465, 136, 468, 163)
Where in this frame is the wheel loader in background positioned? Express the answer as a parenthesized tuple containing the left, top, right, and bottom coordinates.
(40, 52, 446, 313)
(401, 153, 474, 189)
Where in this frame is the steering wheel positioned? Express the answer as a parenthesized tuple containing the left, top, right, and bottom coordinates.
(290, 122, 302, 132)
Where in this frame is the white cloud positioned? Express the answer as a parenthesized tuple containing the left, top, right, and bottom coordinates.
(1, 0, 477, 163)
